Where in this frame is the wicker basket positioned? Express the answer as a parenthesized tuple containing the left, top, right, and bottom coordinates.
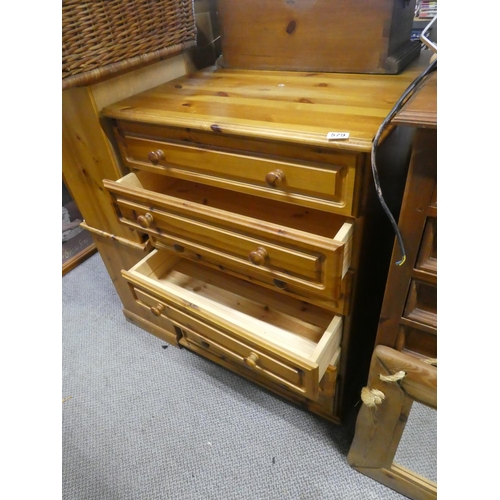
(62, 0, 197, 90)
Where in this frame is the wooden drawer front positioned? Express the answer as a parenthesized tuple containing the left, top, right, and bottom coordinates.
(134, 286, 305, 388)
(403, 279, 437, 329)
(123, 250, 343, 400)
(131, 285, 183, 333)
(416, 216, 437, 275)
(117, 133, 357, 215)
(182, 325, 304, 388)
(104, 172, 353, 305)
(396, 325, 437, 360)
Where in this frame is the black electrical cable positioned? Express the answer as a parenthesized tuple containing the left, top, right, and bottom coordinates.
(371, 57, 437, 266)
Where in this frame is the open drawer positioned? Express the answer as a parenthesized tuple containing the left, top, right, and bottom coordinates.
(124, 249, 343, 401)
(104, 171, 353, 312)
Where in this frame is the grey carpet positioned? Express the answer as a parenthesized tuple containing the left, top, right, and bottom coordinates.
(62, 253, 436, 499)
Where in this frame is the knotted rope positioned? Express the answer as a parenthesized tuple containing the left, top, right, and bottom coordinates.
(361, 370, 408, 407)
(379, 370, 406, 382)
(360, 387, 386, 407)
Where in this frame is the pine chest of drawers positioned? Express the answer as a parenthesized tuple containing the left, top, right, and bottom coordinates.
(100, 56, 428, 422)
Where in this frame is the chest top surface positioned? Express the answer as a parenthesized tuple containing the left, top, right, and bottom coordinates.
(102, 52, 431, 153)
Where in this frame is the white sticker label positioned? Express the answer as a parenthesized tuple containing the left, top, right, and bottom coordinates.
(327, 132, 350, 140)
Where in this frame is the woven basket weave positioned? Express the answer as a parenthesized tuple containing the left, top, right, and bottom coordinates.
(62, 0, 197, 90)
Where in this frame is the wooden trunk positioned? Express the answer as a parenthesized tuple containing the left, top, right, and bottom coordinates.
(216, 0, 420, 74)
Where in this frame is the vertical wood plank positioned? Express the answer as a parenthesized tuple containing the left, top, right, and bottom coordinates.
(62, 86, 142, 240)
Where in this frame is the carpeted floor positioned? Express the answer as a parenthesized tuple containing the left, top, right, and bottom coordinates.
(62, 253, 436, 499)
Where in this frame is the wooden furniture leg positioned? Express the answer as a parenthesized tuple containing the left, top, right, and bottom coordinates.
(347, 345, 437, 500)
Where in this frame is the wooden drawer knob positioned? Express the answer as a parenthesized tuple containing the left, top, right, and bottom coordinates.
(248, 246, 268, 266)
(137, 212, 154, 228)
(244, 352, 259, 369)
(273, 279, 287, 289)
(147, 149, 165, 165)
(265, 169, 285, 187)
(150, 303, 165, 316)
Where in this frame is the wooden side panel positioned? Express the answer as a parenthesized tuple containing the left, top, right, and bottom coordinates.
(62, 86, 143, 241)
(387, 0, 418, 53)
(62, 55, 188, 252)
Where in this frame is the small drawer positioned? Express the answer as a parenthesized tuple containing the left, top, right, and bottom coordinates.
(416, 216, 437, 275)
(104, 171, 353, 312)
(396, 324, 436, 359)
(403, 279, 437, 329)
(123, 250, 343, 401)
(114, 124, 358, 215)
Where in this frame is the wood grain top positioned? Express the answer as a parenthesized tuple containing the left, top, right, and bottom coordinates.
(102, 51, 432, 153)
(392, 72, 437, 128)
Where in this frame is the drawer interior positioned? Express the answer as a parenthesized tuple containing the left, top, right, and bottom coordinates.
(116, 170, 350, 240)
(126, 250, 342, 374)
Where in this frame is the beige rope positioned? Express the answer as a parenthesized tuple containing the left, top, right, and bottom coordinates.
(379, 370, 406, 383)
(423, 358, 437, 366)
(361, 387, 386, 407)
